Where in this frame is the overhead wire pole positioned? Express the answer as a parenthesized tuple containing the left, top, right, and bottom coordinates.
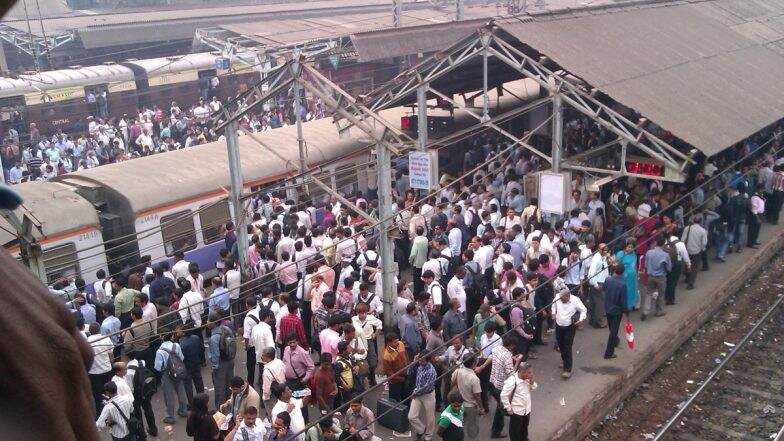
(291, 53, 307, 175)
(457, 0, 465, 21)
(225, 121, 249, 277)
(550, 75, 563, 172)
(375, 134, 398, 330)
(393, 0, 403, 27)
(417, 84, 428, 149)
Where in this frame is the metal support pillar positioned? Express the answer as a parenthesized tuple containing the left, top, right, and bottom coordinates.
(292, 56, 307, 174)
(457, 0, 464, 21)
(225, 121, 249, 277)
(393, 0, 403, 27)
(417, 85, 428, 150)
(550, 77, 563, 173)
(376, 141, 398, 330)
(481, 36, 490, 122)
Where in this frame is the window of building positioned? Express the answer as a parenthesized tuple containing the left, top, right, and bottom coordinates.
(199, 200, 230, 245)
(160, 210, 196, 255)
(43, 243, 79, 283)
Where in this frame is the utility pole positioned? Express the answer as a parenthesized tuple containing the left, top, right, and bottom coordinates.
(225, 121, 249, 278)
(393, 0, 403, 27)
(292, 54, 307, 175)
(1, 209, 47, 284)
(456, 0, 464, 21)
(550, 76, 563, 172)
(375, 141, 398, 330)
(417, 85, 428, 149)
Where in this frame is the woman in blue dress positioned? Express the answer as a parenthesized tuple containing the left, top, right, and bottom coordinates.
(614, 238, 639, 310)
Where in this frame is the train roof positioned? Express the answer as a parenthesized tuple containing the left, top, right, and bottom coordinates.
(121, 53, 220, 76)
(0, 181, 101, 247)
(0, 64, 136, 99)
(55, 109, 401, 215)
(54, 78, 538, 216)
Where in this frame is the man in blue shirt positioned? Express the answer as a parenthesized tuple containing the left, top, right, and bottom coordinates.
(208, 277, 230, 316)
(408, 351, 437, 441)
(100, 303, 121, 358)
(398, 302, 422, 362)
(208, 311, 235, 409)
(148, 265, 176, 305)
(643, 235, 672, 321)
(154, 330, 188, 423)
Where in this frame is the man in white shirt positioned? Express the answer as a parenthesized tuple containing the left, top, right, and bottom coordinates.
(447, 221, 462, 257)
(500, 363, 537, 441)
(93, 269, 113, 303)
(226, 406, 266, 441)
(551, 289, 587, 378)
(587, 244, 610, 328)
(87, 323, 114, 413)
(473, 236, 495, 283)
(423, 270, 445, 315)
(422, 251, 443, 284)
(111, 362, 133, 397)
(498, 207, 521, 230)
(446, 267, 467, 313)
(171, 251, 190, 281)
(251, 310, 275, 370)
(178, 288, 204, 326)
(259, 347, 285, 401)
(96, 382, 135, 440)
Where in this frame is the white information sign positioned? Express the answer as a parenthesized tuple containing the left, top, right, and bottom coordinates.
(538, 172, 569, 215)
(409, 151, 431, 190)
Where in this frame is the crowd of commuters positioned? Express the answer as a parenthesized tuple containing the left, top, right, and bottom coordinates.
(53, 114, 784, 441)
(0, 91, 326, 184)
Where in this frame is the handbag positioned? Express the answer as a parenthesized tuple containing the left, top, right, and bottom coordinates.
(111, 402, 142, 440)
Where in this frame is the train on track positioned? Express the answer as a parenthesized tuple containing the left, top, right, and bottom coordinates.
(0, 52, 260, 135)
(0, 79, 545, 285)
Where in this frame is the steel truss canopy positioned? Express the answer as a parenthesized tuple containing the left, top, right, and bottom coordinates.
(350, 0, 784, 165)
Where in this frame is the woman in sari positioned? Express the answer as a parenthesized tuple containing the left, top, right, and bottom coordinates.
(614, 238, 639, 310)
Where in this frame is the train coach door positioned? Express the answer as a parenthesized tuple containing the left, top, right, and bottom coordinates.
(197, 69, 218, 102)
(84, 84, 109, 120)
(0, 96, 26, 142)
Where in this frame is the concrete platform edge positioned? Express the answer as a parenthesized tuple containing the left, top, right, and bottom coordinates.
(551, 227, 784, 441)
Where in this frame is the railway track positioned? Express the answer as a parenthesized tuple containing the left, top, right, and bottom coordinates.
(655, 292, 784, 441)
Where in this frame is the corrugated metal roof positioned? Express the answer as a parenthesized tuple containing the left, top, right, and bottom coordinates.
(496, 0, 784, 155)
(0, 181, 100, 247)
(351, 17, 488, 62)
(221, 5, 499, 48)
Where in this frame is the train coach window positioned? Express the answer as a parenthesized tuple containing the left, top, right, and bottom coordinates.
(199, 200, 230, 245)
(43, 243, 80, 283)
(334, 164, 358, 197)
(160, 210, 197, 255)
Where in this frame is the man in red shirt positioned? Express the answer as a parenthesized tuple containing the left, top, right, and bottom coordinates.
(278, 300, 308, 351)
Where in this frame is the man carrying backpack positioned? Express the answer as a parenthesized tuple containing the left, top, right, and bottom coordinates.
(154, 328, 188, 424)
(463, 249, 487, 327)
(127, 350, 158, 438)
(208, 310, 236, 409)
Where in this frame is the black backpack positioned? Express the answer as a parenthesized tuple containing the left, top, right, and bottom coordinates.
(218, 325, 237, 361)
(261, 262, 280, 294)
(467, 209, 481, 237)
(163, 346, 188, 381)
(129, 363, 157, 401)
(361, 252, 379, 284)
(465, 264, 488, 295)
